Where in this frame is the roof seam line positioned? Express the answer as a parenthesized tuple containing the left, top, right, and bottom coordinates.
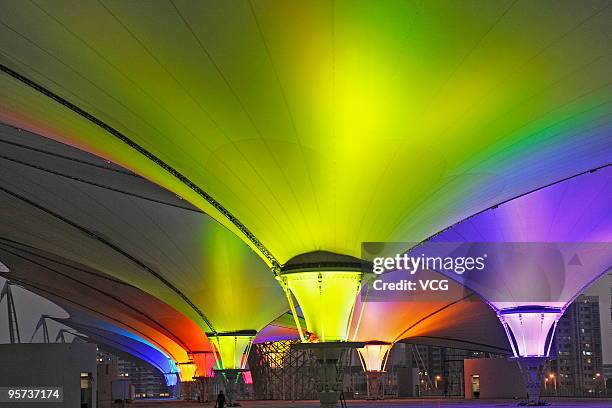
(0, 183, 216, 333)
(0, 152, 204, 213)
(0, 241, 192, 351)
(0, 62, 281, 271)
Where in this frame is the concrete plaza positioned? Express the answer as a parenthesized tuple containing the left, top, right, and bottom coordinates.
(125, 398, 612, 408)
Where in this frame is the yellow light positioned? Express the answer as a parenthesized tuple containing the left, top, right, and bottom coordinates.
(281, 271, 362, 342)
(178, 363, 197, 382)
(210, 334, 254, 370)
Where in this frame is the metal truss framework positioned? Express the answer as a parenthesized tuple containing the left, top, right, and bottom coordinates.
(249, 340, 319, 400)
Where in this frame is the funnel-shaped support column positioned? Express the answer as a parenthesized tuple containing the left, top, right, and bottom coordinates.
(165, 372, 179, 387)
(214, 369, 247, 407)
(177, 363, 198, 400)
(515, 357, 547, 406)
(280, 270, 362, 341)
(194, 376, 212, 402)
(294, 342, 365, 408)
(191, 351, 216, 402)
(209, 331, 256, 370)
(209, 331, 256, 406)
(169, 382, 180, 399)
(498, 306, 562, 405)
(166, 373, 180, 398)
(365, 372, 385, 400)
(357, 342, 392, 372)
(357, 342, 392, 399)
(191, 351, 217, 378)
(177, 362, 197, 382)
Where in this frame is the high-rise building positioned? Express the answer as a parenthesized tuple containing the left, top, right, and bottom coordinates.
(603, 364, 612, 389)
(547, 295, 603, 395)
(96, 348, 170, 398)
(605, 277, 612, 392)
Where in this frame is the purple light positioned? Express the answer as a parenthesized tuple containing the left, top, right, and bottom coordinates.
(430, 166, 612, 357)
(498, 309, 561, 357)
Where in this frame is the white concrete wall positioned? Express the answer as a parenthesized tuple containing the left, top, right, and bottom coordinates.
(464, 358, 526, 399)
(0, 343, 97, 407)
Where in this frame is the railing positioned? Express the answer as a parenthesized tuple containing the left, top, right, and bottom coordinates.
(541, 388, 611, 398)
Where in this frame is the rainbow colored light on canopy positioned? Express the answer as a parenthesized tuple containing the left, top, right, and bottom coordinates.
(349, 268, 509, 354)
(0, 126, 289, 371)
(52, 307, 181, 383)
(254, 312, 304, 343)
(0, 0, 610, 374)
(0, 237, 218, 377)
(0, 1, 609, 267)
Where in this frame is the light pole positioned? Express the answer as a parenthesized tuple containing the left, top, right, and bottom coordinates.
(549, 373, 556, 391)
(595, 373, 606, 394)
(435, 375, 441, 389)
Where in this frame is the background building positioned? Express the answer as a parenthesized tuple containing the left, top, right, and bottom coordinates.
(546, 295, 604, 396)
(97, 349, 170, 399)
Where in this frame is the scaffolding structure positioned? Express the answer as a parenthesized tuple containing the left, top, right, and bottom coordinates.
(248, 340, 509, 400)
(0, 281, 20, 344)
(443, 357, 466, 396)
(249, 340, 318, 400)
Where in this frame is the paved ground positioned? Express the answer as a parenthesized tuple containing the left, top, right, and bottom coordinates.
(123, 398, 612, 408)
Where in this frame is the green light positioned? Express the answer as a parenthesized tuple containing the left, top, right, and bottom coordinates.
(0, 1, 608, 267)
(210, 333, 255, 370)
(281, 271, 362, 342)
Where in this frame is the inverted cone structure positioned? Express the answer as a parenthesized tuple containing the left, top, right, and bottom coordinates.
(209, 331, 256, 406)
(498, 306, 562, 358)
(209, 331, 256, 370)
(357, 342, 392, 372)
(280, 270, 362, 341)
(177, 362, 198, 382)
(357, 342, 392, 399)
(498, 306, 563, 404)
(280, 252, 366, 407)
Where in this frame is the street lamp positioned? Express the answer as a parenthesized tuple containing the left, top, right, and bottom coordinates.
(549, 373, 556, 391)
(595, 373, 607, 393)
(435, 375, 441, 389)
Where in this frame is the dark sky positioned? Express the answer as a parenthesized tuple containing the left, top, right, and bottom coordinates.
(0, 276, 72, 343)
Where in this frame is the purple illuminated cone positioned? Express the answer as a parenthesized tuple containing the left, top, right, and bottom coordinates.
(428, 167, 612, 403)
